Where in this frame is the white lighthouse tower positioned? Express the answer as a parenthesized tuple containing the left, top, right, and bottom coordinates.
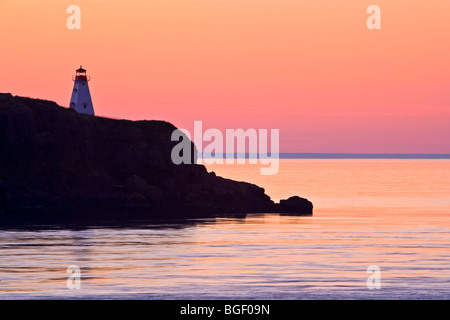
(69, 66, 95, 115)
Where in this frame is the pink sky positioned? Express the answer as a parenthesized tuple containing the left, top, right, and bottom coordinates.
(1, 0, 449, 153)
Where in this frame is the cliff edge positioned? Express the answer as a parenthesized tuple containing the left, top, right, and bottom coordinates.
(0, 93, 312, 225)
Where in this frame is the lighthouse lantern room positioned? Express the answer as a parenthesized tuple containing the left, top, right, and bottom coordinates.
(69, 66, 95, 115)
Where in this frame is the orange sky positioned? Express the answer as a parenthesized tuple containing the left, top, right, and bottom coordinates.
(1, 0, 449, 153)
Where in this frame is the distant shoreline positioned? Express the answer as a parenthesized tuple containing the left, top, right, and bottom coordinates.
(199, 153, 450, 159)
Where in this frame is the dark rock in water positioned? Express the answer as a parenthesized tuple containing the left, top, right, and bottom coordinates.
(278, 196, 313, 216)
(0, 93, 312, 226)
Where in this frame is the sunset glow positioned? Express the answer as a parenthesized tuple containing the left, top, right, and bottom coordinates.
(1, 0, 449, 153)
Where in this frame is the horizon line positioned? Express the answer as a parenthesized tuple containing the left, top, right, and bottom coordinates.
(198, 153, 450, 159)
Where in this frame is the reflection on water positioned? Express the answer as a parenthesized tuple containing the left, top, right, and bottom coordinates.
(1, 160, 450, 299)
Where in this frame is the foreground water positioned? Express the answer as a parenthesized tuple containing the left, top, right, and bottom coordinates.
(1, 160, 449, 299)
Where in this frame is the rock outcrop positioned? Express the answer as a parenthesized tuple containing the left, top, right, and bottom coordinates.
(0, 93, 312, 225)
(279, 196, 313, 215)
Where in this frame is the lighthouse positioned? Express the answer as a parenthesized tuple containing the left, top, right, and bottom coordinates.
(69, 66, 94, 115)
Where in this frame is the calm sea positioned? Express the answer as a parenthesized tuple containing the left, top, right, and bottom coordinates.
(1, 159, 449, 299)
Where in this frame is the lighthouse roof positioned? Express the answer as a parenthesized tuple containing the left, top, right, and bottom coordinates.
(76, 66, 86, 73)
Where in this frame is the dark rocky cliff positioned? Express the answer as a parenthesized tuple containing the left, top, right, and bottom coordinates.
(0, 93, 312, 225)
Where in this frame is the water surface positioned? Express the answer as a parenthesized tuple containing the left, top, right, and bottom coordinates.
(1, 160, 449, 299)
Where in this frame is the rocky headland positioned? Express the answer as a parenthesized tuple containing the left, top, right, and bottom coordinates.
(0, 93, 312, 226)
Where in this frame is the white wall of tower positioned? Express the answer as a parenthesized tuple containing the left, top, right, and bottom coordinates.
(70, 79, 95, 115)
